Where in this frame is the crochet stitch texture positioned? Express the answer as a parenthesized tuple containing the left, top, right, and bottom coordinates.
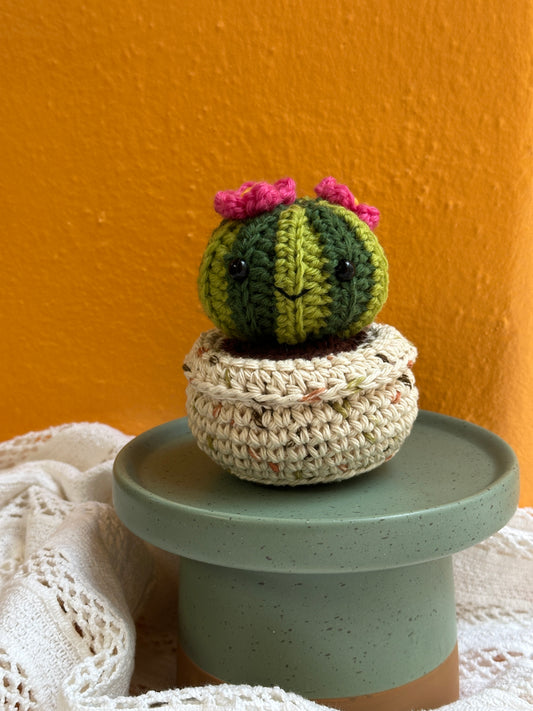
(184, 323, 418, 485)
(198, 187, 388, 345)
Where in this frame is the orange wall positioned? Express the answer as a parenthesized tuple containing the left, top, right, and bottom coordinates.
(1, 1, 532, 504)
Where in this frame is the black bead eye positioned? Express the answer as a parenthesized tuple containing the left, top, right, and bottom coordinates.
(335, 259, 355, 281)
(228, 257, 249, 282)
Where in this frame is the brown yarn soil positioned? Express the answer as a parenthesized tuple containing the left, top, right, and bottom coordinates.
(221, 328, 370, 361)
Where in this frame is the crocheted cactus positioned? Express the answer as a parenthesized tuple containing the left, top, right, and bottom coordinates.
(198, 178, 388, 345)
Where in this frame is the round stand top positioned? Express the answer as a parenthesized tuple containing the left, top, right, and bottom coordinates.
(113, 411, 519, 573)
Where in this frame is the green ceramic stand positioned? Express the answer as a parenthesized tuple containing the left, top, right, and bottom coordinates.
(113, 411, 518, 710)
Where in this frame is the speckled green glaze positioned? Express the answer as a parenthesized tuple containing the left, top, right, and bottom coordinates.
(113, 411, 519, 698)
(179, 557, 457, 697)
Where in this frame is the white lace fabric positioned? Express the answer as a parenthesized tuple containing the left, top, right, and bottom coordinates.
(0, 423, 531, 710)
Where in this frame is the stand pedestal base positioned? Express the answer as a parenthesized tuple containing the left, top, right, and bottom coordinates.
(177, 556, 459, 707)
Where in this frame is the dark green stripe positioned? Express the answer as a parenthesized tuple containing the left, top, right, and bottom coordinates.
(225, 204, 286, 342)
(302, 199, 376, 337)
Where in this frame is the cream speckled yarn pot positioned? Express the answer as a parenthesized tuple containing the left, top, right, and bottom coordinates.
(183, 323, 418, 486)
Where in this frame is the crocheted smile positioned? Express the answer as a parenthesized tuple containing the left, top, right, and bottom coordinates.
(274, 286, 310, 301)
(198, 178, 388, 346)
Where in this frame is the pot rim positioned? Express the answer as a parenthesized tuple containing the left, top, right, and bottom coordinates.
(183, 323, 417, 407)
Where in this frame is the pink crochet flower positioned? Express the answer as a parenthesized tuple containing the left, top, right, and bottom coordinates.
(214, 178, 297, 220)
(315, 177, 380, 229)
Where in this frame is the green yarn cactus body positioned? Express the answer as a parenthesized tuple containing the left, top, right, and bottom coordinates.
(199, 180, 388, 346)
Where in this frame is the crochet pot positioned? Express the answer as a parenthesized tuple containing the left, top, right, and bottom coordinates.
(183, 322, 418, 486)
